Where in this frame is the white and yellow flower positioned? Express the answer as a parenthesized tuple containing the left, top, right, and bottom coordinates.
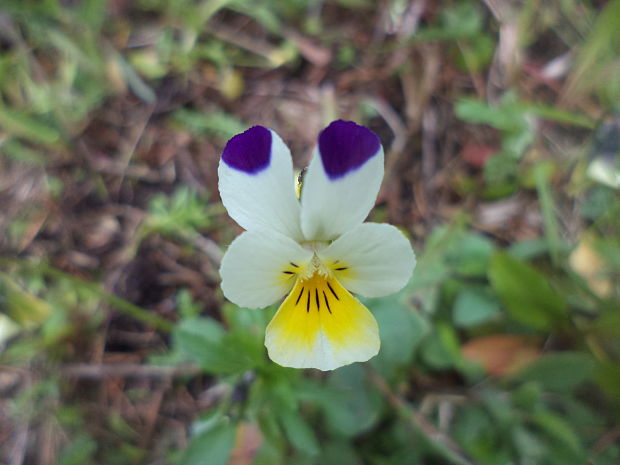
(218, 120, 416, 371)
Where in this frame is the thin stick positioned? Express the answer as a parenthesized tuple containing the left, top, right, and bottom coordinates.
(365, 365, 482, 465)
(61, 363, 201, 379)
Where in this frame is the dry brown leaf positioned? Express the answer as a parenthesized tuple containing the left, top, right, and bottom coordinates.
(569, 236, 613, 298)
(228, 422, 263, 465)
(461, 335, 540, 376)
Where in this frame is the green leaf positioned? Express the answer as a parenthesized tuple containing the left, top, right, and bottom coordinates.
(0, 107, 60, 144)
(420, 323, 462, 370)
(181, 415, 236, 465)
(594, 361, 620, 401)
(533, 162, 562, 265)
(526, 104, 594, 129)
(453, 287, 500, 328)
(455, 98, 523, 131)
(144, 186, 211, 237)
(0, 138, 47, 165)
(367, 295, 429, 377)
(174, 317, 251, 374)
(569, 0, 620, 104)
(512, 426, 546, 462)
(414, 1, 483, 41)
(516, 352, 595, 392)
(488, 252, 568, 330)
(254, 437, 284, 465)
(0, 272, 52, 328)
(57, 433, 97, 465)
(277, 407, 319, 455)
(114, 52, 156, 103)
(320, 440, 361, 465)
(453, 34, 494, 73)
(508, 238, 551, 261)
(319, 365, 382, 437)
(447, 233, 495, 277)
(172, 109, 246, 139)
(532, 411, 582, 453)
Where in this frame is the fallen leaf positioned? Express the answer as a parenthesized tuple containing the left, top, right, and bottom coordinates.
(228, 422, 263, 465)
(461, 142, 497, 168)
(569, 236, 612, 298)
(461, 335, 540, 376)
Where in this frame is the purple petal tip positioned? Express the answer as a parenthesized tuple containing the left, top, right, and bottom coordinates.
(222, 126, 271, 174)
(318, 120, 381, 179)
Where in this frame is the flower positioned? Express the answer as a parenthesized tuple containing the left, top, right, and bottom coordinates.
(218, 120, 416, 371)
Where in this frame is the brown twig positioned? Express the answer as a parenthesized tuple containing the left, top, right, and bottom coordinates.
(365, 365, 482, 465)
(61, 363, 201, 379)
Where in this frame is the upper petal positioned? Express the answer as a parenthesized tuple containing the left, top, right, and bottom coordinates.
(218, 126, 303, 240)
(300, 120, 384, 241)
(220, 230, 313, 309)
(318, 222, 416, 298)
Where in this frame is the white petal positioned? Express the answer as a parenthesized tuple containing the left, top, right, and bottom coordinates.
(318, 223, 416, 298)
(220, 230, 313, 309)
(265, 274, 379, 370)
(218, 126, 303, 240)
(300, 121, 384, 241)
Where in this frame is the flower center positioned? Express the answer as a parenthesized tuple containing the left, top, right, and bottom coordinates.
(290, 272, 340, 314)
(280, 248, 351, 292)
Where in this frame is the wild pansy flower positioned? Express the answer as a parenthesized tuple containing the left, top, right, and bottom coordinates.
(218, 120, 416, 371)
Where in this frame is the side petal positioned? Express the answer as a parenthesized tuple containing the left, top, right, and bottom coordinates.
(220, 230, 313, 309)
(219, 126, 303, 240)
(318, 223, 416, 298)
(265, 274, 380, 370)
(300, 120, 384, 241)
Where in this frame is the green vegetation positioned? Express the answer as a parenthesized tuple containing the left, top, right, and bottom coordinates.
(1, 0, 619, 464)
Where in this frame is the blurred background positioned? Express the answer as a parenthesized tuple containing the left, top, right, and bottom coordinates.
(0, 0, 619, 464)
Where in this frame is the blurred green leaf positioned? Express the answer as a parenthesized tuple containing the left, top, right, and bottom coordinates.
(532, 411, 583, 454)
(512, 426, 546, 463)
(453, 34, 494, 72)
(114, 52, 157, 103)
(176, 289, 203, 319)
(172, 109, 246, 139)
(181, 415, 236, 465)
(527, 104, 594, 129)
(0, 272, 52, 328)
(57, 433, 97, 465)
(569, 0, 620, 105)
(174, 317, 252, 374)
(0, 314, 20, 345)
(318, 365, 381, 437)
(508, 238, 552, 261)
(453, 287, 500, 328)
(414, 1, 484, 41)
(455, 98, 525, 132)
(533, 162, 562, 264)
(0, 107, 60, 144)
(488, 252, 568, 330)
(594, 361, 620, 401)
(320, 440, 361, 465)
(143, 186, 211, 239)
(107, 411, 138, 440)
(368, 295, 429, 377)
(516, 352, 595, 392)
(456, 94, 535, 189)
(254, 436, 284, 465)
(278, 407, 319, 456)
(420, 323, 462, 370)
(447, 233, 495, 277)
(0, 139, 47, 165)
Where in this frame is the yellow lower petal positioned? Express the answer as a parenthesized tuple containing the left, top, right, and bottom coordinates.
(264, 273, 379, 370)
